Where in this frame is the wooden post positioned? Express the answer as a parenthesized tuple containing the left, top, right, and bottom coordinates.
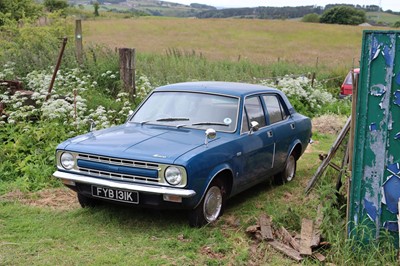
(46, 37, 68, 101)
(119, 48, 136, 100)
(346, 69, 359, 235)
(311, 57, 319, 87)
(75, 20, 83, 65)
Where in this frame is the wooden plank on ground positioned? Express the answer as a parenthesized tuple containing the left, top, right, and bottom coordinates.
(268, 240, 303, 262)
(279, 226, 300, 252)
(259, 213, 274, 241)
(246, 225, 260, 234)
(313, 252, 326, 262)
(311, 205, 323, 247)
(300, 218, 314, 256)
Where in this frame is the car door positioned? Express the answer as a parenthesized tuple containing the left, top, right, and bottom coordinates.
(262, 94, 295, 170)
(235, 95, 276, 190)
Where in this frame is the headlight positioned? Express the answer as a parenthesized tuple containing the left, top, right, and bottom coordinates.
(60, 152, 75, 170)
(165, 166, 182, 186)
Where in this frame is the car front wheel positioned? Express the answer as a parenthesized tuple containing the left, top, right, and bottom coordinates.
(188, 178, 226, 227)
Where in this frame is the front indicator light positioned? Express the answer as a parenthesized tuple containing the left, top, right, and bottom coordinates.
(163, 194, 182, 203)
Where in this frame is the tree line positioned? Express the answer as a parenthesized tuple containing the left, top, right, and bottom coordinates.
(195, 4, 398, 25)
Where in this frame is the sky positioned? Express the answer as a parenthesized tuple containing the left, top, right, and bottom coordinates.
(170, 0, 400, 12)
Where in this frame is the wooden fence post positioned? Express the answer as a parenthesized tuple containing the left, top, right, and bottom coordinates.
(75, 19, 83, 65)
(119, 48, 136, 99)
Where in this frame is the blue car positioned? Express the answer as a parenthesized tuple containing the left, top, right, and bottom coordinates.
(53, 82, 312, 227)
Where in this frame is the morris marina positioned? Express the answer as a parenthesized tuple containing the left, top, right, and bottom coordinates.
(53, 82, 312, 227)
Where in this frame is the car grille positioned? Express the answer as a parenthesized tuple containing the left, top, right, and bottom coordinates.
(76, 153, 161, 184)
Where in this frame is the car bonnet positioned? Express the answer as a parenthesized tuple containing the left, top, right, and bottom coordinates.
(58, 123, 210, 164)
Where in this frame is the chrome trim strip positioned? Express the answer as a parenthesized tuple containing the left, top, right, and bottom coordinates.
(271, 143, 276, 169)
(77, 154, 160, 170)
(53, 171, 196, 198)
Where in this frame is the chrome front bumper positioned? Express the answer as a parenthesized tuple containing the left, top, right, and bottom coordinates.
(53, 171, 196, 198)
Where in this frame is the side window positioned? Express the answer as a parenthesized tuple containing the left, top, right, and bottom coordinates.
(263, 95, 287, 124)
(241, 96, 266, 132)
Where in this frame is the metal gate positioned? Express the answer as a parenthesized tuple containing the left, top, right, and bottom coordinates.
(349, 30, 400, 244)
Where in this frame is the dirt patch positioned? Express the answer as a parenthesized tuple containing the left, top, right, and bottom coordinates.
(0, 188, 79, 210)
(312, 115, 348, 135)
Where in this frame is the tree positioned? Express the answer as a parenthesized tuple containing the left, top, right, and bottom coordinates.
(93, 2, 100, 17)
(394, 21, 400, 28)
(302, 13, 320, 23)
(43, 0, 68, 12)
(320, 6, 366, 25)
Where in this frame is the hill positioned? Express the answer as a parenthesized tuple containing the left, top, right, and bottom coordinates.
(68, 1, 400, 25)
(69, 0, 216, 17)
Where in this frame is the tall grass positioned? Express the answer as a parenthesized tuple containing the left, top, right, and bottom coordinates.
(137, 51, 315, 85)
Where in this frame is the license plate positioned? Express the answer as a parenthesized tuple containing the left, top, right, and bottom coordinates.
(91, 186, 139, 204)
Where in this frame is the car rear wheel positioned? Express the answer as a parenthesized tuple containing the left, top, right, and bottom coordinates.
(276, 153, 297, 184)
(188, 178, 226, 227)
(77, 193, 100, 208)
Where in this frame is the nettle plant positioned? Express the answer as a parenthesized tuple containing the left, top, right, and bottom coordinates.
(0, 65, 154, 132)
(260, 75, 336, 117)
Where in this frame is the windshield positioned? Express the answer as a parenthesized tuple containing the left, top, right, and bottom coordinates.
(130, 91, 239, 132)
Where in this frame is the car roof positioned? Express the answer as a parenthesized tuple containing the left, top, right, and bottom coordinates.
(154, 81, 283, 97)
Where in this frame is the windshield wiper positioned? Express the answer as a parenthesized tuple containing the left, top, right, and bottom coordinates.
(140, 117, 189, 125)
(156, 117, 189, 122)
(176, 122, 230, 129)
(192, 122, 229, 127)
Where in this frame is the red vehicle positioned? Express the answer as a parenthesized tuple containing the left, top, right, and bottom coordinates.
(340, 68, 360, 99)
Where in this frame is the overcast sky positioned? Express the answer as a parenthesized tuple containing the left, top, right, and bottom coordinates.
(170, 0, 400, 12)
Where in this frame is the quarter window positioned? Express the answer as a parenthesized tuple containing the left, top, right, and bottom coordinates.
(263, 95, 287, 124)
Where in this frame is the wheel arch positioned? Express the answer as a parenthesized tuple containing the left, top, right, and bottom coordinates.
(288, 140, 303, 161)
(193, 165, 233, 209)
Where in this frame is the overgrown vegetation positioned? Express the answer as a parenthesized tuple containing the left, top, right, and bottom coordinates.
(0, 6, 397, 264)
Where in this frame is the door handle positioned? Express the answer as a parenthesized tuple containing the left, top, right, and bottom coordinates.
(290, 123, 295, 130)
(267, 130, 273, 138)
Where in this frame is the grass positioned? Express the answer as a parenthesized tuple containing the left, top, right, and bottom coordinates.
(80, 17, 389, 71)
(0, 133, 332, 265)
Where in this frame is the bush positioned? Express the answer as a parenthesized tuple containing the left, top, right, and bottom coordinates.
(320, 6, 366, 25)
(259, 75, 349, 118)
(0, 65, 154, 192)
(302, 13, 320, 23)
(0, 14, 76, 75)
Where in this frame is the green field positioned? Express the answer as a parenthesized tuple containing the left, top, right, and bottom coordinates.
(81, 17, 389, 71)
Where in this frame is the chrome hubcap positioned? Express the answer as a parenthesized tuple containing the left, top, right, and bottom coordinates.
(286, 155, 295, 182)
(203, 186, 222, 222)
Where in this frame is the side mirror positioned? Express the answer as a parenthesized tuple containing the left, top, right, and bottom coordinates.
(205, 128, 216, 147)
(249, 121, 259, 135)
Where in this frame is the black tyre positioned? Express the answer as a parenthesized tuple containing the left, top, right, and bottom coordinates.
(77, 193, 100, 208)
(189, 178, 226, 227)
(276, 153, 297, 184)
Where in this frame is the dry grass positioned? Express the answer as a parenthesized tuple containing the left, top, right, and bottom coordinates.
(0, 188, 79, 210)
(81, 17, 387, 69)
(312, 114, 348, 135)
